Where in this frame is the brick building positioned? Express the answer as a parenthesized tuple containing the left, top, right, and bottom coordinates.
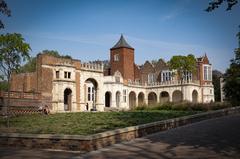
(7, 35, 214, 112)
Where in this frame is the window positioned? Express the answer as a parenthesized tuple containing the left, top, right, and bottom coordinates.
(88, 87, 91, 101)
(91, 87, 95, 101)
(56, 71, 59, 79)
(64, 71, 71, 79)
(68, 72, 71, 79)
(183, 71, 192, 81)
(123, 90, 127, 103)
(114, 54, 119, 61)
(64, 72, 68, 78)
(161, 71, 173, 82)
(87, 86, 95, 101)
(115, 76, 120, 83)
(148, 73, 155, 84)
(203, 65, 212, 81)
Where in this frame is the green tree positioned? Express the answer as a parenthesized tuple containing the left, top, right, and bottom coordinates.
(18, 56, 36, 73)
(0, 80, 8, 91)
(206, 0, 238, 12)
(0, 0, 11, 29)
(40, 50, 72, 59)
(169, 54, 197, 83)
(0, 33, 31, 127)
(18, 50, 72, 73)
(212, 70, 223, 101)
(223, 48, 240, 105)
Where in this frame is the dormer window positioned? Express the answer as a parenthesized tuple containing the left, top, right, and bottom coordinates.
(114, 54, 119, 62)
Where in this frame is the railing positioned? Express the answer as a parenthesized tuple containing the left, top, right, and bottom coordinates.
(81, 62, 104, 72)
(0, 91, 41, 100)
(127, 80, 200, 87)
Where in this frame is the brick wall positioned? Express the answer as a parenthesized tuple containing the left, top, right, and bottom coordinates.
(140, 61, 155, 83)
(10, 72, 37, 92)
(110, 48, 135, 81)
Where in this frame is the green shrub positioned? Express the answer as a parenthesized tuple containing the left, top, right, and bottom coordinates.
(133, 101, 232, 112)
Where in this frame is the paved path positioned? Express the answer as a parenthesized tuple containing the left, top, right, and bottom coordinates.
(1, 114, 240, 159)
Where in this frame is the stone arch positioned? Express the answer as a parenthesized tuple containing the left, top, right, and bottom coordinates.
(85, 78, 98, 110)
(160, 91, 170, 104)
(105, 91, 111, 107)
(116, 91, 121, 107)
(138, 92, 145, 106)
(148, 92, 157, 105)
(192, 90, 198, 103)
(172, 90, 183, 103)
(64, 88, 72, 111)
(129, 91, 136, 109)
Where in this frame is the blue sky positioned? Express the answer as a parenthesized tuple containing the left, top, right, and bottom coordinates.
(1, 0, 240, 72)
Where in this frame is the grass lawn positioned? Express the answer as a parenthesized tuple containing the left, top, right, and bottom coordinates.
(0, 110, 200, 135)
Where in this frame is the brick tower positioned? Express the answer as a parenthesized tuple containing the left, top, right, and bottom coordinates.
(110, 35, 135, 81)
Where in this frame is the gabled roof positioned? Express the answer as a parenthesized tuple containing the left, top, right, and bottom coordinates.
(111, 35, 134, 50)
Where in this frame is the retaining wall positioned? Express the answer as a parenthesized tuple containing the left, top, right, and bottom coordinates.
(0, 106, 240, 152)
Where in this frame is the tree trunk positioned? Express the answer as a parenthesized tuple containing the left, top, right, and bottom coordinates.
(7, 78, 10, 128)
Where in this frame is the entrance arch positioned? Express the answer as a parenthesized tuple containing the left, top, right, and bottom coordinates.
(85, 78, 98, 110)
(129, 91, 136, 109)
(116, 91, 121, 107)
(172, 90, 183, 103)
(105, 92, 111, 107)
(64, 88, 72, 111)
(160, 91, 170, 104)
(138, 92, 145, 106)
(192, 90, 198, 103)
(148, 92, 157, 105)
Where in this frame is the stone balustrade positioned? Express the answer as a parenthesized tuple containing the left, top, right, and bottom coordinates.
(81, 62, 104, 72)
(128, 80, 200, 87)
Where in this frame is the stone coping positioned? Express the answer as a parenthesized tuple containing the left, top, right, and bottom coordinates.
(1, 106, 240, 141)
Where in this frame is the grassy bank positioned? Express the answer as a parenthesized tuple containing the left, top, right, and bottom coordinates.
(0, 110, 199, 135)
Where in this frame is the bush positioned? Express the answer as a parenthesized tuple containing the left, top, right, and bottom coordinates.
(133, 101, 232, 112)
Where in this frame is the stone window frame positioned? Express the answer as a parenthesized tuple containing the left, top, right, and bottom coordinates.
(68, 72, 71, 79)
(203, 64, 212, 81)
(87, 87, 91, 101)
(161, 70, 173, 82)
(182, 71, 192, 82)
(148, 73, 155, 84)
(56, 71, 60, 79)
(114, 54, 120, 62)
(64, 71, 68, 78)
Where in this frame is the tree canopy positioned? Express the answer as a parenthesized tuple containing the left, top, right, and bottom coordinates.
(205, 0, 238, 12)
(0, 33, 31, 80)
(39, 50, 72, 59)
(169, 54, 197, 78)
(223, 48, 240, 105)
(18, 50, 72, 73)
(0, 0, 11, 29)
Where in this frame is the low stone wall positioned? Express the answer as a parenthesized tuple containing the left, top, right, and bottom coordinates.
(0, 106, 240, 152)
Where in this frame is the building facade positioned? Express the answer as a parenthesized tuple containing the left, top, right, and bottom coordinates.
(10, 35, 214, 112)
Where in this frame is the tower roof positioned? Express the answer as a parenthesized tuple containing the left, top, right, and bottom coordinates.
(111, 35, 134, 50)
